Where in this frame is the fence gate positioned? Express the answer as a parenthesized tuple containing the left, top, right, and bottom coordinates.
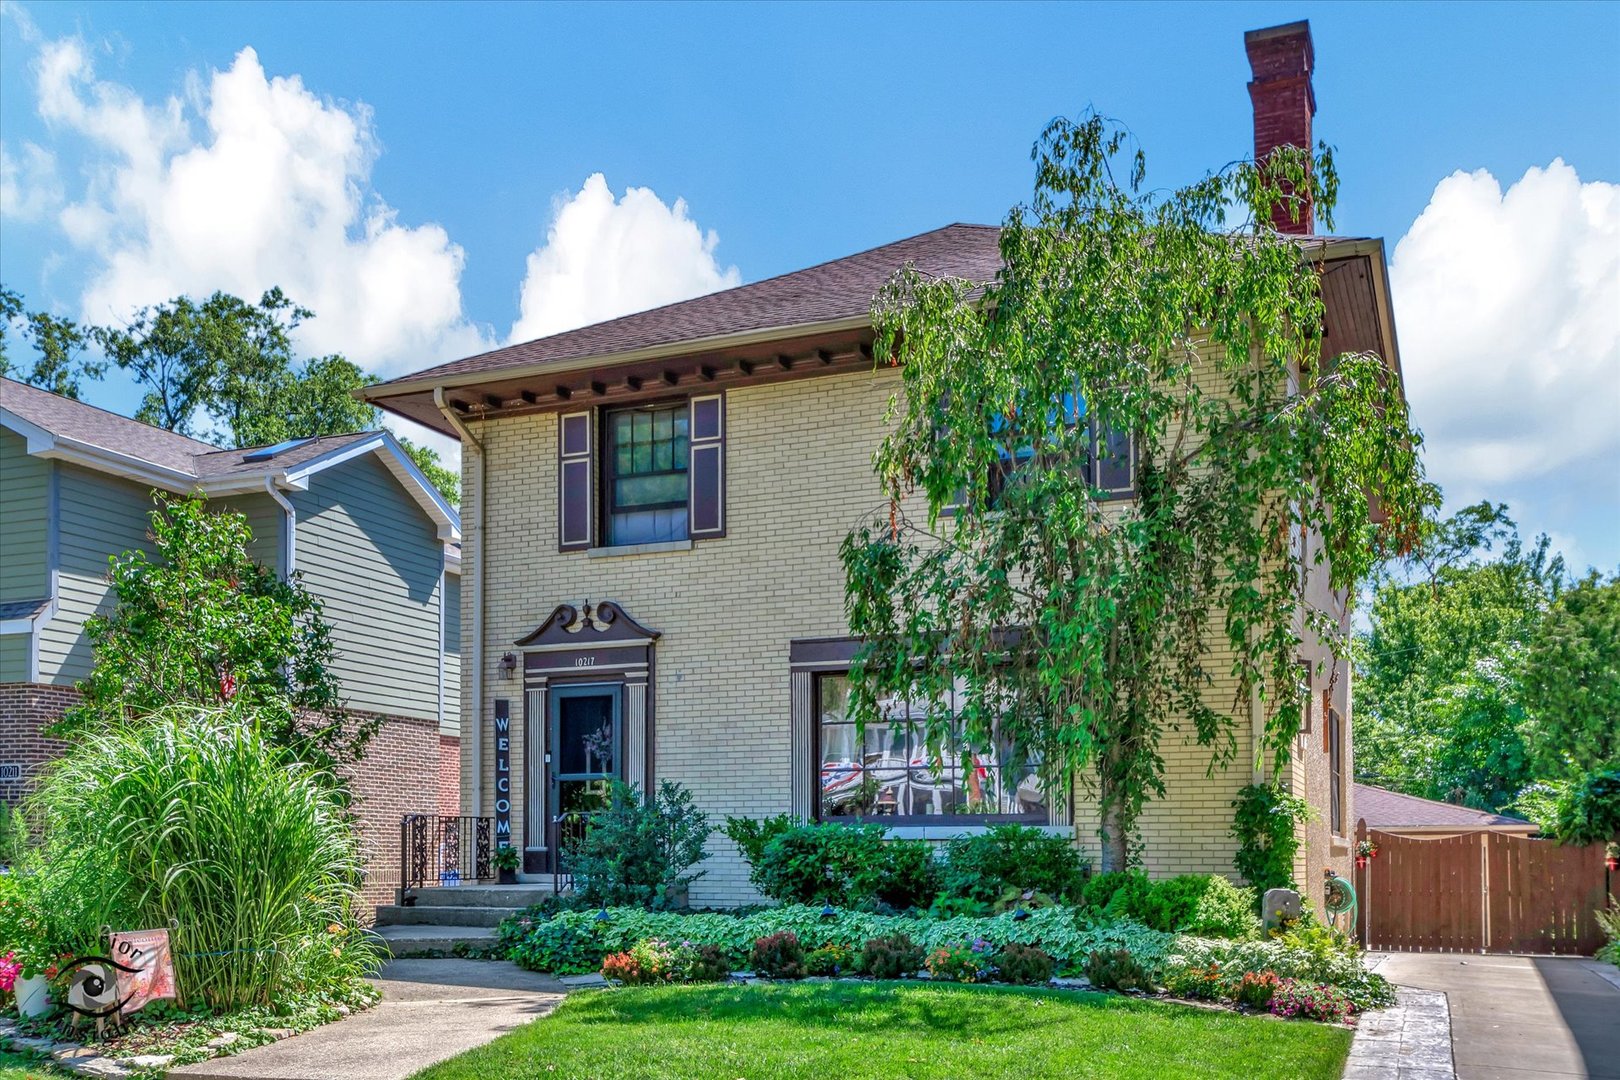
(1356, 823, 1610, 955)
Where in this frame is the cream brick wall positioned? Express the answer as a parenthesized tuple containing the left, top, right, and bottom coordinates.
(459, 358, 1347, 904)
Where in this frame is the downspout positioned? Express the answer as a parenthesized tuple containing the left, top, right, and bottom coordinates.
(435, 387, 484, 819)
(264, 476, 296, 577)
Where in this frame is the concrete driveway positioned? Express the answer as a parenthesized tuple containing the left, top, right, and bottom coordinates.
(1377, 953, 1620, 1080)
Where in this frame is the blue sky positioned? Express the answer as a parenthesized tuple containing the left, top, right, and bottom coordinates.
(2, 0, 1617, 569)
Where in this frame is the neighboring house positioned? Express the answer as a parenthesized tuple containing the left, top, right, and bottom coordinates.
(363, 21, 1389, 908)
(1354, 783, 1539, 838)
(0, 376, 462, 908)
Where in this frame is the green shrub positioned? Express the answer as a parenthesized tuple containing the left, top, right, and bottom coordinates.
(752, 822, 936, 910)
(1081, 870, 1153, 921)
(601, 939, 678, 985)
(926, 939, 997, 982)
(860, 932, 926, 979)
(24, 709, 379, 1007)
(1162, 961, 1227, 1000)
(565, 780, 711, 909)
(804, 942, 858, 976)
(994, 942, 1056, 985)
(509, 917, 608, 975)
(1137, 875, 1259, 938)
(938, 825, 1088, 904)
(676, 942, 732, 982)
(722, 814, 800, 894)
(1235, 970, 1280, 1008)
(927, 894, 993, 919)
(0, 804, 25, 867)
(1230, 783, 1311, 896)
(1598, 898, 1620, 970)
(750, 931, 806, 979)
(1084, 948, 1152, 991)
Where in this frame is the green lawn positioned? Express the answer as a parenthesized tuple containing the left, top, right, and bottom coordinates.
(411, 981, 1353, 1080)
(0, 1052, 62, 1079)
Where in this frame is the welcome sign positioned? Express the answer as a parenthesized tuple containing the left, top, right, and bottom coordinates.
(493, 699, 511, 846)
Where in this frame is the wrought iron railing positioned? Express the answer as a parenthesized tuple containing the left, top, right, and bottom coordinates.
(400, 814, 493, 892)
(549, 812, 597, 894)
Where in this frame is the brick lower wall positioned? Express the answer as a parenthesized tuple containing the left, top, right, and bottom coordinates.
(438, 735, 461, 818)
(0, 682, 76, 806)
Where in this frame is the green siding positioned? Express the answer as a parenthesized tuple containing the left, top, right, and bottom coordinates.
(442, 572, 461, 736)
(215, 493, 283, 574)
(0, 429, 50, 603)
(292, 453, 444, 722)
(37, 465, 159, 684)
(0, 633, 29, 682)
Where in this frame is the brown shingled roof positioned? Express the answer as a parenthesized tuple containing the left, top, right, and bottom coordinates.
(1354, 783, 1535, 831)
(2, 376, 213, 474)
(379, 223, 1005, 387)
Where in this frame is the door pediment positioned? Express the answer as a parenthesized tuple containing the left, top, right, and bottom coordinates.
(515, 601, 661, 648)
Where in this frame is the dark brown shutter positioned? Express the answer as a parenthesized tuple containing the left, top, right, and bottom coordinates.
(1092, 422, 1135, 498)
(688, 393, 725, 538)
(558, 410, 594, 551)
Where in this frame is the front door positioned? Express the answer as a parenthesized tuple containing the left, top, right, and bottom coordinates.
(547, 684, 622, 866)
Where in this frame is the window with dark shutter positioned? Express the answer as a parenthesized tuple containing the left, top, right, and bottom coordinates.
(1092, 421, 1135, 497)
(558, 410, 594, 551)
(1328, 707, 1344, 835)
(688, 394, 725, 538)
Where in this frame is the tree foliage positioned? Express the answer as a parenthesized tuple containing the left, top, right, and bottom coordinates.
(57, 495, 373, 767)
(1520, 573, 1620, 775)
(0, 284, 105, 398)
(1354, 504, 1566, 811)
(840, 114, 1429, 870)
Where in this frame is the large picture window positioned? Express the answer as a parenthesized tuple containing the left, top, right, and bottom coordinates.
(814, 674, 1048, 824)
(604, 402, 689, 545)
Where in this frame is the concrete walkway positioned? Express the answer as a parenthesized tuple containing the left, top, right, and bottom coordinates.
(169, 959, 566, 1080)
(1378, 953, 1620, 1080)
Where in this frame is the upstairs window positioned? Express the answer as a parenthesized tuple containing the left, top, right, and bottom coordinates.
(604, 402, 689, 545)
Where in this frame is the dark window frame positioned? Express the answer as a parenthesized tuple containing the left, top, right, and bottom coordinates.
(599, 397, 691, 546)
(1327, 705, 1344, 836)
(810, 671, 1051, 827)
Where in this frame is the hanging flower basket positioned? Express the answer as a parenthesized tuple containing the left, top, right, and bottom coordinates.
(1355, 854, 1368, 870)
(1355, 839, 1379, 859)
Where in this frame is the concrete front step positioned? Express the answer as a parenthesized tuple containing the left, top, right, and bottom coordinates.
(375, 904, 511, 928)
(406, 883, 562, 909)
(371, 924, 498, 957)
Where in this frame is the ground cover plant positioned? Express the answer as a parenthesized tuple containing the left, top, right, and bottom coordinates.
(408, 981, 1355, 1080)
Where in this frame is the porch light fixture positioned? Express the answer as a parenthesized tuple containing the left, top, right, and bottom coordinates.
(499, 652, 518, 680)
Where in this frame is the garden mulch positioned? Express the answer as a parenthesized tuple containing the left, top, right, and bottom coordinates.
(166, 960, 565, 1080)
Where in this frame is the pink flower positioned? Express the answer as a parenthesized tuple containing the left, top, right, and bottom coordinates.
(0, 952, 20, 993)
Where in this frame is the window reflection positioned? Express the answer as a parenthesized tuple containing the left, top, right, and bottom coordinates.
(816, 674, 1048, 822)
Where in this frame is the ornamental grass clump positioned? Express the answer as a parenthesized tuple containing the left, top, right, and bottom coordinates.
(24, 708, 379, 1009)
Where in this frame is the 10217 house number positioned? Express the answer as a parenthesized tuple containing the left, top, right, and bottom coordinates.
(573, 656, 596, 668)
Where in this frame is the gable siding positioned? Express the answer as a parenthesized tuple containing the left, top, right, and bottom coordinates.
(442, 571, 460, 737)
(291, 453, 443, 722)
(0, 634, 29, 682)
(36, 465, 160, 685)
(214, 493, 283, 575)
(0, 429, 50, 604)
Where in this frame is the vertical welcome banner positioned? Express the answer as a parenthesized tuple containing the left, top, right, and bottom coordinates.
(109, 929, 178, 1015)
(494, 699, 511, 845)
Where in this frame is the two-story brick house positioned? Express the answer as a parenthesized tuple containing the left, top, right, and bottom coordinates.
(365, 21, 1395, 907)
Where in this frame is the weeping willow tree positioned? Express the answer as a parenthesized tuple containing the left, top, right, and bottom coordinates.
(840, 115, 1432, 871)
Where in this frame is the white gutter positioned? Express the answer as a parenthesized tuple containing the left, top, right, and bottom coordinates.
(435, 386, 483, 818)
(263, 476, 297, 578)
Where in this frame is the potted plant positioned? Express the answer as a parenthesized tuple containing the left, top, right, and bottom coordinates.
(8, 944, 58, 1018)
(493, 844, 520, 885)
(1354, 839, 1379, 869)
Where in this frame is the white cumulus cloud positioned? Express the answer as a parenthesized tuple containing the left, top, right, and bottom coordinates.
(509, 172, 741, 343)
(32, 37, 485, 376)
(1390, 160, 1620, 556)
(0, 140, 63, 221)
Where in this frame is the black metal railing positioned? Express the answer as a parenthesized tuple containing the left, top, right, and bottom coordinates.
(549, 812, 596, 894)
(400, 814, 493, 892)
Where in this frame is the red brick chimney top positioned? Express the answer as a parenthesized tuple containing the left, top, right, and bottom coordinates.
(1245, 20, 1317, 235)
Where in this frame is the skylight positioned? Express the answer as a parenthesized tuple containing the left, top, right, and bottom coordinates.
(242, 437, 314, 463)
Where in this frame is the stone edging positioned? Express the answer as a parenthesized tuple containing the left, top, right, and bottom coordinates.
(1343, 986, 1455, 1080)
(0, 1015, 307, 1078)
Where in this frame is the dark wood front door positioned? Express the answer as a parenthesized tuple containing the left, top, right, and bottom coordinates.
(546, 683, 622, 869)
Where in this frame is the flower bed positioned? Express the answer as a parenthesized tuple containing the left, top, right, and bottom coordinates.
(496, 902, 1393, 1022)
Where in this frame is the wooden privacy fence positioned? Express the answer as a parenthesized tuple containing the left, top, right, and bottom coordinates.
(1355, 822, 1610, 955)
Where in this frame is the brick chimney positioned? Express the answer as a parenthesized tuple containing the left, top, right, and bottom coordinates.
(1245, 20, 1316, 235)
